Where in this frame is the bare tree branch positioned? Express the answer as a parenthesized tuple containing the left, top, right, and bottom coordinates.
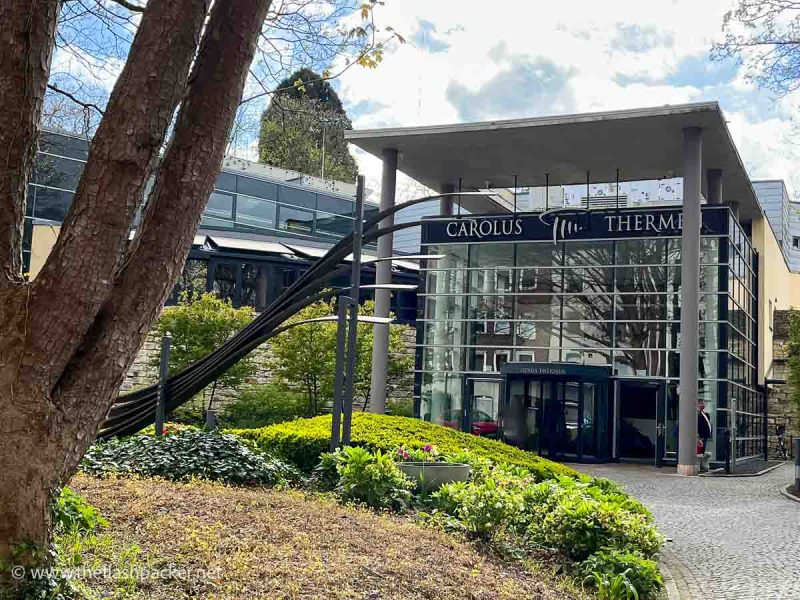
(46, 82, 105, 115)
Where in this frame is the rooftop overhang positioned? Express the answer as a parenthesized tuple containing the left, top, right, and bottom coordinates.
(346, 102, 764, 222)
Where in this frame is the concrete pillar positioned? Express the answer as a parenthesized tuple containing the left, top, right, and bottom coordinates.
(369, 148, 398, 414)
(440, 183, 456, 215)
(678, 126, 703, 476)
(707, 169, 723, 204)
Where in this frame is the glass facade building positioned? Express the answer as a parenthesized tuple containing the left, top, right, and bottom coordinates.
(416, 205, 764, 466)
(24, 131, 417, 323)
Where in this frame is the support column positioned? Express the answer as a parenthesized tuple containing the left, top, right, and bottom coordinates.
(678, 126, 703, 476)
(706, 169, 723, 204)
(369, 148, 398, 414)
(440, 183, 456, 215)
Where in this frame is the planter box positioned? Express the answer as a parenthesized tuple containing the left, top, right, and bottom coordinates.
(397, 462, 471, 491)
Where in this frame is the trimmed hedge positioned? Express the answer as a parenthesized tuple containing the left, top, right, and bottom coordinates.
(229, 413, 580, 480)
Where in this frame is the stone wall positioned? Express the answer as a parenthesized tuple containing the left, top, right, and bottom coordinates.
(767, 310, 797, 459)
(119, 324, 416, 414)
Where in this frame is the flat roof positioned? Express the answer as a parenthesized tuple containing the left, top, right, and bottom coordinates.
(346, 102, 764, 221)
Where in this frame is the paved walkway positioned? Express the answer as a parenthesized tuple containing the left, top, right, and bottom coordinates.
(577, 462, 800, 600)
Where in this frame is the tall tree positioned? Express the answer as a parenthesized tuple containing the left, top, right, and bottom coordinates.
(713, 1, 800, 95)
(0, 0, 397, 580)
(258, 68, 359, 182)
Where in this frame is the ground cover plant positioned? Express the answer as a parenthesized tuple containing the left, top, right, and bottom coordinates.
(81, 430, 299, 486)
(62, 474, 582, 600)
(230, 412, 580, 478)
(234, 415, 662, 599)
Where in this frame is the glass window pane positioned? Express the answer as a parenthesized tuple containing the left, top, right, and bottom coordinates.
(515, 294, 560, 320)
(33, 155, 84, 190)
(236, 196, 276, 231)
(563, 294, 613, 320)
(616, 238, 666, 265)
(278, 205, 313, 234)
(469, 243, 514, 268)
(279, 185, 316, 209)
(237, 176, 278, 200)
(32, 187, 72, 221)
(315, 213, 354, 239)
(39, 132, 90, 161)
(215, 172, 237, 192)
(564, 241, 613, 265)
(317, 193, 354, 216)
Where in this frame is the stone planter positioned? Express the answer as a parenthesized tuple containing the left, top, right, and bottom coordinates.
(397, 462, 471, 491)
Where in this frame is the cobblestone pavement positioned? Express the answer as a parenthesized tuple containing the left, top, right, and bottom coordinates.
(577, 463, 800, 600)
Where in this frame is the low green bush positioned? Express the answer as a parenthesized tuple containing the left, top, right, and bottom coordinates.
(431, 467, 529, 540)
(52, 488, 108, 536)
(230, 413, 579, 481)
(81, 430, 300, 486)
(326, 446, 414, 511)
(219, 384, 311, 429)
(523, 480, 662, 561)
(578, 549, 662, 599)
(386, 399, 414, 417)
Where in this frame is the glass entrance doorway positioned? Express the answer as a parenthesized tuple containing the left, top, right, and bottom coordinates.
(501, 363, 611, 462)
(616, 381, 675, 465)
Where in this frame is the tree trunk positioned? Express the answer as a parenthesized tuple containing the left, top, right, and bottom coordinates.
(0, 0, 281, 575)
(0, 0, 59, 284)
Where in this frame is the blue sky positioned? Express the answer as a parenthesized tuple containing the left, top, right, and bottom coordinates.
(334, 0, 800, 200)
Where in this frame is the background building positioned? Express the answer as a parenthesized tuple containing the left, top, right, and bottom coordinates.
(26, 130, 418, 323)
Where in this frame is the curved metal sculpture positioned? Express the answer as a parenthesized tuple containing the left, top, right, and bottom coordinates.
(98, 191, 483, 439)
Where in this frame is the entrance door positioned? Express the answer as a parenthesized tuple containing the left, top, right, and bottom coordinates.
(617, 381, 666, 465)
(465, 379, 501, 439)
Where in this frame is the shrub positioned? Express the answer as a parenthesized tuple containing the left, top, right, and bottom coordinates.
(523, 482, 662, 561)
(330, 446, 414, 511)
(220, 384, 310, 429)
(578, 549, 662, 599)
(52, 488, 107, 535)
(386, 399, 414, 417)
(432, 468, 529, 540)
(230, 413, 579, 481)
(81, 430, 300, 486)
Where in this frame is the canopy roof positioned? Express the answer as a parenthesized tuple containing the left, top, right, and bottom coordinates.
(346, 102, 764, 221)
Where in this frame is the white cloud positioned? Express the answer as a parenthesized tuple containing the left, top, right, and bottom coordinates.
(338, 0, 800, 200)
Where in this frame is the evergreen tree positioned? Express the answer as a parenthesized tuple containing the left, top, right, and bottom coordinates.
(258, 69, 358, 182)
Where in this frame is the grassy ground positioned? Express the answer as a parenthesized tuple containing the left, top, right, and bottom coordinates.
(68, 474, 585, 600)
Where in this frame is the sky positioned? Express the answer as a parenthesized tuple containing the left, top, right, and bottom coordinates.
(331, 0, 800, 202)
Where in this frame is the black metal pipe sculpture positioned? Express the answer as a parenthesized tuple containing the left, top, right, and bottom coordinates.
(98, 191, 484, 439)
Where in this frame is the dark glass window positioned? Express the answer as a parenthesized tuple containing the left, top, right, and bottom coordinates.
(317, 193, 354, 216)
(237, 176, 278, 200)
(236, 196, 276, 231)
(215, 172, 238, 192)
(33, 187, 73, 221)
(202, 191, 234, 228)
(315, 214, 354, 239)
(33, 155, 84, 190)
(279, 185, 316, 209)
(39, 132, 90, 161)
(278, 205, 313, 234)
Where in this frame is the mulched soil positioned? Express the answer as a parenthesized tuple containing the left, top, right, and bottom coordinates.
(69, 474, 583, 600)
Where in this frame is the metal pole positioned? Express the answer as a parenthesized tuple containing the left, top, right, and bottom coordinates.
(795, 438, 800, 492)
(342, 176, 365, 445)
(155, 333, 171, 437)
(330, 297, 350, 450)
